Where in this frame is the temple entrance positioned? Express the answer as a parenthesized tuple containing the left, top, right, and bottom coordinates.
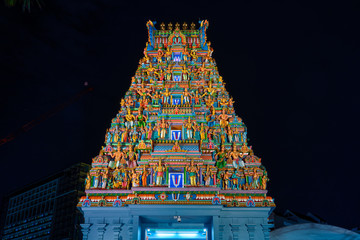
(145, 228, 208, 240)
(140, 215, 212, 240)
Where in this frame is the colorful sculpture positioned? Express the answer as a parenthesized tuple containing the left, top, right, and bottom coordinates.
(80, 20, 274, 209)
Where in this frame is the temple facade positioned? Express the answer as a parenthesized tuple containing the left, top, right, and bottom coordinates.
(78, 20, 275, 240)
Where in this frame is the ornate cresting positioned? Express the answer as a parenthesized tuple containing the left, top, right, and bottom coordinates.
(78, 20, 274, 212)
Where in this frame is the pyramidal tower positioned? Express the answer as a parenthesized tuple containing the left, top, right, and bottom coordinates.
(78, 20, 275, 240)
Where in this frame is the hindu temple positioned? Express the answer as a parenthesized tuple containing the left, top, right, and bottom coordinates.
(78, 20, 275, 240)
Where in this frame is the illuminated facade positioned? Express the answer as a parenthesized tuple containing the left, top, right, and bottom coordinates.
(78, 20, 275, 240)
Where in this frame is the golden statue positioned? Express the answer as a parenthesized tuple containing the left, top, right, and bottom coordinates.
(124, 108, 135, 128)
(110, 144, 127, 169)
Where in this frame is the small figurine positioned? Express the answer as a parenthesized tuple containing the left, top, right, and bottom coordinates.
(153, 159, 166, 186)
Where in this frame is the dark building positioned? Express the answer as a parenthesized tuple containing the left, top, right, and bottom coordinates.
(0, 163, 90, 240)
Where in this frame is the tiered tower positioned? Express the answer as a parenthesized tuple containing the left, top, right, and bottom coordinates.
(78, 20, 275, 240)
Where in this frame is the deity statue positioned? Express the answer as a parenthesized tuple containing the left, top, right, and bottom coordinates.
(85, 173, 91, 190)
(218, 107, 231, 128)
(202, 164, 214, 186)
(199, 123, 209, 141)
(215, 145, 227, 169)
(153, 159, 166, 186)
(158, 118, 169, 139)
(135, 81, 152, 100)
(110, 144, 127, 169)
(182, 117, 193, 139)
(202, 81, 216, 98)
(161, 88, 172, 104)
(101, 170, 109, 189)
(226, 125, 233, 143)
(141, 165, 150, 187)
(125, 95, 134, 108)
(125, 108, 135, 128)
(222, 170, 232, 190)
(231, 168, 241, 190)
(228, 142, 245, 169)
(137, 108, 147, 128)
(131, 170, 140, 187)
(252, 167, 260, 189)
(127, 144, 138, 169)
(172, 141, 181, 152)
(145, 122, 154, 140)
(182, 87, 191, 104)
(261, 172, 268, 190)
(151, 91, 161, 105)
(186, 160, 200, 186)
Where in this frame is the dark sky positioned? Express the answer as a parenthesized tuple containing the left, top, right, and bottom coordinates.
(1, 0, 359, 229)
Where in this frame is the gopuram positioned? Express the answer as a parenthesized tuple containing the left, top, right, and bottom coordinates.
(78, 20, 275, 240)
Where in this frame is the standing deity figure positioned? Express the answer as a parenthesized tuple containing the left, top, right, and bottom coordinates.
(151, 91, 161, 105)
(252, 167, 260, 189)
(110, 144, 127, 169)
(85, 173, 91, 190)
(186, 160, 200, 186)
(184, 117, 195, 139)
(125, 108, 135, 128)
(146, 62, 157, 77)
(231, 168, 241, 190)
(226, 125, 233, 143)
(101, 170, 109, 189)
(199, 123, 209, 141)
(182, 87, 191, 104)
(161, 88, 172, 104)
(146, 122, 154, 140)
(141, 165, 150, 187)
(93, 170, 100, 188)
(218, 107, 231, 129)
(165, 66, 172, 80)
(222, 170, 232, 190)
(202, 164, 214, 186)
(158, 118, 169, 139)
(228, 142, 245, 169)
(215, 145, 227, 169)
(261, 172, 269, 190)
(137, 108, 147, 128)
(135, 81, 152, 100)
(233, 127, 240, 142)
(127, 144, 138, 168)
(153, 159, 166, 186)
(193, 90, 200, 105)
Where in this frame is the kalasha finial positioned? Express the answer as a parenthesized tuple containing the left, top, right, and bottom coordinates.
(160, 22, 165, 30)
(175, 22, 180, 30)
(168, 22, 173, 30)
(190, 22, 196, 30)
(182, 22, 188, 30)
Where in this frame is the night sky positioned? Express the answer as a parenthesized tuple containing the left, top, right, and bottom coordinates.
(1, 0, 359, 229)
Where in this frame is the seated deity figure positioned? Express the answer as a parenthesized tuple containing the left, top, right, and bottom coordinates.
(186, 160, 200, 186)
(153, 159, 166, 186)
(131, 170, 140, 187)
(125, 95, 134, 108)
(218, 107, 231, 129)
(228, 142, 245, 169)
(124, 108, 135, 128)
(127, 144, 138, 169)
(215, 145, 227, 169)
(161, 88, 172, 104)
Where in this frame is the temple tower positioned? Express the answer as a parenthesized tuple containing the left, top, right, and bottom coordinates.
(78, 20, 275, 240)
